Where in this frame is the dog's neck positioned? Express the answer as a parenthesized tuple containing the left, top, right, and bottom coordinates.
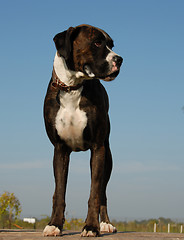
(53, 52, 85, 86)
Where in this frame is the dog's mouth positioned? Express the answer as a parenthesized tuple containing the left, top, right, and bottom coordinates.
(100, 70, 120, 82)
(83, 64, 120, 81)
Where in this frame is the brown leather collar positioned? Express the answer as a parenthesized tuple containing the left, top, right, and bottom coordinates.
(51, 68, 83, 92)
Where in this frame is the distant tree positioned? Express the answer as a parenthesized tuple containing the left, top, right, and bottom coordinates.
(0, 192, 22, 229)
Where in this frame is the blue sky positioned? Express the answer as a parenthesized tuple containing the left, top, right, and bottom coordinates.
(0, 0, 184, 221)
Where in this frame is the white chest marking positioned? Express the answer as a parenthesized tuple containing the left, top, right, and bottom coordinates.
(55, 88, 87, 150)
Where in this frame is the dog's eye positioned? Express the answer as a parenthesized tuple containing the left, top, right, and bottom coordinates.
(94, 40, 102, 47)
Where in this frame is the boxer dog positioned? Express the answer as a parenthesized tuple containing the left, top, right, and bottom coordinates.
(43, 24, 123, 237)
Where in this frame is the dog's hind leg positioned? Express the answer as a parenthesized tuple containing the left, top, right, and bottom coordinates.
(43, 143, 71, 236)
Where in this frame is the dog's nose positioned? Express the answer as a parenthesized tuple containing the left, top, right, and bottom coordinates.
(113, 55, 123, 68)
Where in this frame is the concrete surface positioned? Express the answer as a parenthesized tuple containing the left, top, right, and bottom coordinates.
(0, 230, 184, 240)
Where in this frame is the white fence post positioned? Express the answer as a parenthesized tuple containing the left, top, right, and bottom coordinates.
(154, 223, 157, 233)
(168, 223, 170, 233)
(181, 225, 183, 234)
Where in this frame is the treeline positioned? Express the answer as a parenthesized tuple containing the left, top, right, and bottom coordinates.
(0, 216, 183, 233)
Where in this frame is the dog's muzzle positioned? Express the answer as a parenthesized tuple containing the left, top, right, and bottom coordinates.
(113, 55, 123, 69)
(102, 55, 123, 81)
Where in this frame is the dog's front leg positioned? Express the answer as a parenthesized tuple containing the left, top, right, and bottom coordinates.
(100, 139, 117, 233)
(81, 145, 105, 237)
(43, 143, 71, 236)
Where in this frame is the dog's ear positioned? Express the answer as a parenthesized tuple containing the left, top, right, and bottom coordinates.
(53, 27, 78, 60)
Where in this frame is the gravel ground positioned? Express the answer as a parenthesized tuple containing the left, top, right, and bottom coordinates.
(0, 230, 184, 240)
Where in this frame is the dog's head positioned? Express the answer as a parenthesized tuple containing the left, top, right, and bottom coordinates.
(53, 24, 123, 81)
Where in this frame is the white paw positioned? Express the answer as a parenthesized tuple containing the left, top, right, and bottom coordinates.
(81, 229, 98, 237)
(43, 225, 61, 236)
(100, 222, 117, 233)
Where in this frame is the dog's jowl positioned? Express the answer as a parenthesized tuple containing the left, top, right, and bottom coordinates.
(43, 24, 123, 237)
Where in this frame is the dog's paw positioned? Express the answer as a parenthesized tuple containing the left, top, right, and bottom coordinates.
(43, 225, 61, 236)
(100, 222, 117, 233)
(81, 226, 100, 237)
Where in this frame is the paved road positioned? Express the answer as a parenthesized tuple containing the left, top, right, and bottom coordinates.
(0, 230, 184, 240)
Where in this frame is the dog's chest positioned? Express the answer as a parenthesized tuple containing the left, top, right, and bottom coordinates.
(55, 88, 87, 150)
